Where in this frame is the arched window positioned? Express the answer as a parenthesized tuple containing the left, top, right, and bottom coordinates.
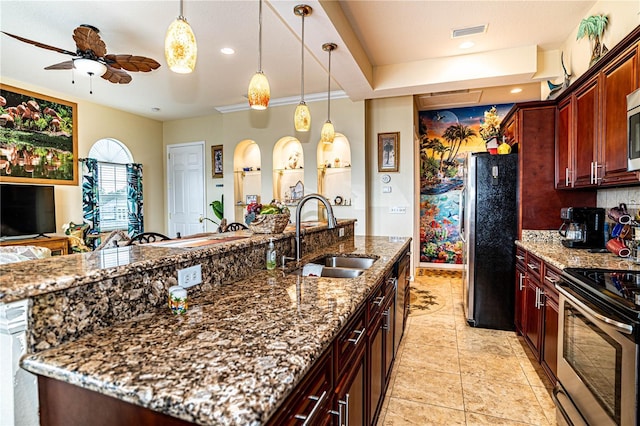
(83, 139, 143, 238)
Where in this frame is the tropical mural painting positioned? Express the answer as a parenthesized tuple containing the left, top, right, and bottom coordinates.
(418, 103, 513, 264)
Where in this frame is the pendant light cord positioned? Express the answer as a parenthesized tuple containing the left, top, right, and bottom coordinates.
(327, 47, 331, 120)
(300, 12, 305, 102)
(179, 0, 184, 19)
(258, 0, 263, 72)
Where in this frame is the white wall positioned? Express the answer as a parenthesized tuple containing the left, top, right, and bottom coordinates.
(1, 78, 165, 234)
(365, 96, 415, 238)
(163, 97, 368, 234)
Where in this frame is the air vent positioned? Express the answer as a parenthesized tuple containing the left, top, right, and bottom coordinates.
(451, 24, 487, 39)
(416, 90, 483, 110)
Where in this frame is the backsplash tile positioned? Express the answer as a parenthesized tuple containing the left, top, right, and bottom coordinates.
(598, 187, 640, 218)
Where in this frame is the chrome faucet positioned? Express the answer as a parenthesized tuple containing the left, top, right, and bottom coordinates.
(295, 193, 337, 261)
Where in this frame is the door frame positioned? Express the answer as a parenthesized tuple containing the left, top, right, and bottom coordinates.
(166, 141, 206, 237)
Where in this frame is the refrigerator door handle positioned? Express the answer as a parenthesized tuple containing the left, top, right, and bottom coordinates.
(459, 184, 466, 243)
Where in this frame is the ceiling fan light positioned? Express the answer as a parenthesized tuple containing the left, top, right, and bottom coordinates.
(73, 58, 107, 76)
(165, 16, 197, 74)
(294, 102, 310, 132)
(248, 71, 270, 110)
(321, 120, 335, 144)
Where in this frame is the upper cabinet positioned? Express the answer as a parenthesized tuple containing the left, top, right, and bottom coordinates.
(556, 29, 640, 189)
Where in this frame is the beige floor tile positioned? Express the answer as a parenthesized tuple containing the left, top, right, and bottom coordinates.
(458, 350, 529, 385)
(461, 376, 549, 425)
(464, 411, 538, 425)
(531, 385, 557, 425)
(456, 327, 515, 356)
(403, 324, 458, 348)
(411, 312, 457, 329)
(507, 334, 531, 358)
(381, 398, 466, 425)
(518, 357, 553, 389)
(400, 343, 461, 375)
(392, 365, 464, 410)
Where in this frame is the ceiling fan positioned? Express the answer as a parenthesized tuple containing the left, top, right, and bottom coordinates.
(2, 24, 160, 87)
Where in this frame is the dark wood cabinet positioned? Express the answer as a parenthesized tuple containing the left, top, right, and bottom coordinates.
(600, 43, 640, 185)
(523, 276, 542, 358)
(368, 310, 384, 425)
(541, 265, 561, 384)
(555, 29, 640, 189)
(501, 102, 596, 236)
(333, 344, 366, 426)
(514, 247, 526, 335)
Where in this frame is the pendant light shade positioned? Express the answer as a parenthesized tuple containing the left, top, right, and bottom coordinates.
(248, 0, 270, 109)
(293, 5, 312, 132)
(165, 0, 197, 74)
(321, 43, 337, 144)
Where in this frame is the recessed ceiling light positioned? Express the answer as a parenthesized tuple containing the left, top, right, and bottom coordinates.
(459, 41, 474, 49)
(510, 88, 523, 94)
(221, 47, 235, 55)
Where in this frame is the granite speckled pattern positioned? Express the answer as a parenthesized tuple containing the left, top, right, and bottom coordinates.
(516, 240, 640, 271)
(21, 235, 410, 426)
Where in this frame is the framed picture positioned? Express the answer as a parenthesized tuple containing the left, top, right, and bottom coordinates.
(0, 84, 78, 185)
(211, 145, 223, 178)
(378, 132, 399, 172)
(246, 194, 258, 205)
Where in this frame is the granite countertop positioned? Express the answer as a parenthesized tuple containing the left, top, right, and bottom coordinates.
(21, 235, 410, 426)
(516, 240, 640, 272)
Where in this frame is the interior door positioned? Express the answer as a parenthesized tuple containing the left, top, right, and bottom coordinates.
(167, 142, 206, 238)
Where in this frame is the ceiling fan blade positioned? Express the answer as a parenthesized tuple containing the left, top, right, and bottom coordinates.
(1, 31, 76, 56)
(44, 60, 74, 70)
(104, 54, 161, 72)
(73, 26, 106, 57)
(101, 64, 132, 84)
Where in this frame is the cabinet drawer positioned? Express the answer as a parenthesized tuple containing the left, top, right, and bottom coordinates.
(515, 246, 526, 267)
(367, 278, 387, 326)
(542, 263, 561, 304)
(525, 253, 542, 280)
(268, 348, 333, 426)
(335, 306, 366, 376)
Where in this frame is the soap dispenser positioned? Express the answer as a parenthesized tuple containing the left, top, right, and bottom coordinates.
(266, 238, 276, 270)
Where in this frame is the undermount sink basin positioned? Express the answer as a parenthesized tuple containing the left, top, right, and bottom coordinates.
(292, 266, 364, 278)
(320, 255, 377, 270)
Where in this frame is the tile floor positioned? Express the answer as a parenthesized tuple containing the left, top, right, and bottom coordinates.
(377, 269, 557, 425)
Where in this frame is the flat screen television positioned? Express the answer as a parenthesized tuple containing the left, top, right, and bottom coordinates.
(0, 184, 56, 238)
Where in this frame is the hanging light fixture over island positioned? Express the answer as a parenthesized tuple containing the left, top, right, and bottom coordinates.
(248, 0, 270, 110)
(321, 42, 337, 144)
(293, 4, 312, 132)
(165, 0, 197, 74)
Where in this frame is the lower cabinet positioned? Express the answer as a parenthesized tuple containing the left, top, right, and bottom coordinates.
(333, 339, 367, 426)
(514, 246, 559, 385)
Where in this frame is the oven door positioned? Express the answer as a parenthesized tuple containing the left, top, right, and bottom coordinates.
(556, 283, 637, 426)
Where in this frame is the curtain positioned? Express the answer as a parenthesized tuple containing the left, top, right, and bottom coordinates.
(81, 159, 143, 240)
(126, 163, 144, 236)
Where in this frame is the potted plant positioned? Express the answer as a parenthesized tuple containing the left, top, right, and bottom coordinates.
(577, 14, 609, 66)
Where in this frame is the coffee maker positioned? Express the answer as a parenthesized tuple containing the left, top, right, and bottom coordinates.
(559, 207, 606, 248)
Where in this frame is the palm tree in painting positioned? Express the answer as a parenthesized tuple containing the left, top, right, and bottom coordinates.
(577, 14, 609, 66)
(442, 123, 476, 164)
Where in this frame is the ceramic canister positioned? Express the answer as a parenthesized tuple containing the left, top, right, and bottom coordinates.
(168, 285, 188, 314)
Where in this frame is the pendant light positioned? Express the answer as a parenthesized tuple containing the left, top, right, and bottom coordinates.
(165, 0, 197, 74)
(248, 0, 270, 109)
(321, 43, 337, 144)
(293, 5, 312, 132)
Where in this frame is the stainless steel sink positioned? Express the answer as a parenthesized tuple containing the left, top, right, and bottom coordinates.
(292, 266, 364, 278)
(318, 255, 377, 270)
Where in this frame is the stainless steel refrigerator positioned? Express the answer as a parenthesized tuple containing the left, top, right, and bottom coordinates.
(461, 152, 518, 330)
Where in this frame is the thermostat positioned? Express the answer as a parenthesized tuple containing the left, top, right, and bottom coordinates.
(381, 174, 391, 184)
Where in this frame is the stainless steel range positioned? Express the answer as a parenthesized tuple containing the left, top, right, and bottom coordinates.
(554, 268, 640, 426)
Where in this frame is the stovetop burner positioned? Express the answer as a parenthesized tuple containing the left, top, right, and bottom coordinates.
(563, 268, 640, 316)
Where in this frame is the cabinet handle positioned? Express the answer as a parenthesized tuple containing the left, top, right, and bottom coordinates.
(515, 254, 525, 261)
(373, 295, 385, 306)
(544, 275, 559, 285)
(294, 390, 327, 425)
(590, 161, 595, 184)
(382, 309, 390, 331)
(527, 263, 538, 271)
(594, 162, 603, 184)
(519, 272, 525, 291)
(535, 287, 544, 310)
(539, 288, 545, 309)
(534, 287, 539, 309)
(347, 327, 366, 346)
(565, 167, 571, 187)
(338, 394, 350, 426)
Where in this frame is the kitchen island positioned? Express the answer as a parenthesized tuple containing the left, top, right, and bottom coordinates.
(3, 223, 411, 425)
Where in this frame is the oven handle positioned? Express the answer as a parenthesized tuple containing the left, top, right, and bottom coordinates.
(557, 284, 633, 334)
(552, 384, 588, 426)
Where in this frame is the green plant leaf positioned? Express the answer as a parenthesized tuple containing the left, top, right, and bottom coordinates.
(210, 194, 224, 220)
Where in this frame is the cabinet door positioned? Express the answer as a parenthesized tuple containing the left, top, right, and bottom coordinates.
(556, 99, 572, 188)
(542, 296, 559, 384)
(514, 264, 526, 335)
(523, 278, 542, 358)
(368, 314, 384, 425)
(383, 296, 394, 383)
(334, 345, 366, 426)
(573, 78, 599, 187)
(600, 44, 640, 185)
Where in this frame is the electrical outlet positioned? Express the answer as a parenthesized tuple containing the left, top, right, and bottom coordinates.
(178, 264, 202, 288)
(338, 227, 345, 237)
(389, 206, 406, 214)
